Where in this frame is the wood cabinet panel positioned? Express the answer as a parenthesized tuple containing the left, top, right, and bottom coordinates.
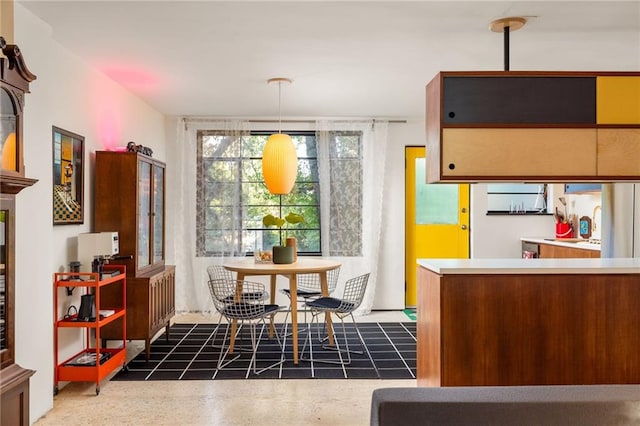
(443, 76, 595, 125)
(538, 243, 600, 259)
(417, 268, 640, 386)
(101, 266, 175, 360)
(597, 129, 640, 176)
(441, 128, 596, 177)
(597, 76, 640, 124)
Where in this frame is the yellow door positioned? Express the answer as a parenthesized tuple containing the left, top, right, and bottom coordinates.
(405, 146, 469, 307)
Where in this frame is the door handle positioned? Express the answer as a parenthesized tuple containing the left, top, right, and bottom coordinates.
(461, 224, 468, 230)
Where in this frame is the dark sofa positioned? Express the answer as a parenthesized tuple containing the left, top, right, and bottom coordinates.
(371, 385, 640, 425)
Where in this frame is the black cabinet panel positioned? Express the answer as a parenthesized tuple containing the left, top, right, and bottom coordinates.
(443, 77, 596, 125)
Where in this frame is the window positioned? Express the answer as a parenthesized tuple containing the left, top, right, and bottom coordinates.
(196, 131, 321, 256)
(486, 183, 548, 215)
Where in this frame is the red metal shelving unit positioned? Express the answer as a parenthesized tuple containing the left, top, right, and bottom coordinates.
(53, 265, 126, 395)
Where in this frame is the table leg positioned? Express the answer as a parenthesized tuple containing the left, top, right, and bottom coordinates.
(320, 271, 335, 347)
(290, 274, 299, 364)
(269, 274, 277, 338)
(228, 272, 245, 354)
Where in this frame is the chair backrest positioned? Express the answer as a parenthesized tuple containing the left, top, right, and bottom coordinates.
(339, 272, 370, 312)
(207, 264, 233, 282)
(297, 265, 341, 294)
(209, 279, 270, 320)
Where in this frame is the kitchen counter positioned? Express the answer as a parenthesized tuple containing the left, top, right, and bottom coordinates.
(416, 258, 640, 387)
(521, 236, 601, 251)
(417, 257, 638, 274)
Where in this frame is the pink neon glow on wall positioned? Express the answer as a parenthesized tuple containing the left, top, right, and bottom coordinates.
(102, 67, 159, 91)
(89, 64, 160, 150)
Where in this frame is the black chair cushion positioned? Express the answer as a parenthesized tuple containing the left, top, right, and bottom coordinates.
(221, 292, 266, 304)
(307, 297, 355, 312)
(282, 288, 322, 298)
(222, 302, 280, 319)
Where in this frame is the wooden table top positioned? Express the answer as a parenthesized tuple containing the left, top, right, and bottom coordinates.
(222, 257, 341, 275)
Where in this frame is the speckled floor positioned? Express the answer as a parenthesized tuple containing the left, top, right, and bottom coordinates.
(36, 311, 416, 426)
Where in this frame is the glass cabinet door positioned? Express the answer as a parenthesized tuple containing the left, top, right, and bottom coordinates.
(152, 165, 164, 264)
(1, 89, 17, 173)
(137, 159, 151, 270)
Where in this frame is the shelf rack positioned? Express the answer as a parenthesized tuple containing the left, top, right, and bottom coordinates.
(53, 265, 126, 395)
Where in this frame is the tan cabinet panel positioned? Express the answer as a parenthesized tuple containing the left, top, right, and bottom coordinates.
(442, 129, 597, 177)
(597, 129, 640, 176)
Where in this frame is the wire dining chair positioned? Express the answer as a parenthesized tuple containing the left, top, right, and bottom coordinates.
(300, 272, 371, 374)
(209, 278, 285, 376)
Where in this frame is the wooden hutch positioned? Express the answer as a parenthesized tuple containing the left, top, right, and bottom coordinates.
(0, 36, 37, 425)
(95, 150, 175, 360)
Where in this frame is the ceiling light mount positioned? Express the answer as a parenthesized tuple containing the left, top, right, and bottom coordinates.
(490, 16, 527, 72)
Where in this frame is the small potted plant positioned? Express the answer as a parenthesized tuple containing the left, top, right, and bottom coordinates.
(262, 212, 304, 264)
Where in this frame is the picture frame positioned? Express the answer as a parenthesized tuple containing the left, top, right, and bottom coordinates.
(52, 126, 84, 225)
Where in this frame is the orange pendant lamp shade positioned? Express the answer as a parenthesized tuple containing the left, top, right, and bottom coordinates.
(262, 133, 297, 194)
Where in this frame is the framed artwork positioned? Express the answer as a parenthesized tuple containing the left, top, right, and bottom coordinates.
(52, 126, 84, 225)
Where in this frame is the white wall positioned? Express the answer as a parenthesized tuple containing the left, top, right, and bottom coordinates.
(15, 5, 166, 421)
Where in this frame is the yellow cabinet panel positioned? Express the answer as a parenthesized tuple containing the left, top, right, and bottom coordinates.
(597, 129, 640, 176)
(442, 128, 597, 177)
(597, 76, 640, 124)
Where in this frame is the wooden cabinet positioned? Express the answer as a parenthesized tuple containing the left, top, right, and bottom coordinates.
(53, 266, 127, 395)
(417, 264, 640, 386)
(426, 71, 640, 183)
(95, 151, 175, 360)
(538, 243, 600, 259)
(0, 38, 36, 425)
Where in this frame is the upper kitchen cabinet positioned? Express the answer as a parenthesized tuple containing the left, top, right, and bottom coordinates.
(94, 151, 166, 277)
(426, 71, 640, 183)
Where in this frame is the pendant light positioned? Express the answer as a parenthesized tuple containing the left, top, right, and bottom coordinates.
(262, 77, 298, 195)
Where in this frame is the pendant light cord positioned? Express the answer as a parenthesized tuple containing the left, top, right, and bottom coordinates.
(278, 81, 282, 134)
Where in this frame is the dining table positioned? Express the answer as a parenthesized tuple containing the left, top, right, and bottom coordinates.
(222, 257, 342, 364)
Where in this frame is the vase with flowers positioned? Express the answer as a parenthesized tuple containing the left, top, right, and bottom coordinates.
(262, 212, 304, 264)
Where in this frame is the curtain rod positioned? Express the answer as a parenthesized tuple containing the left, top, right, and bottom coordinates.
(183, 117, 407, 124)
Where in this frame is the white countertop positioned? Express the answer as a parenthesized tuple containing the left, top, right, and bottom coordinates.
(521, 237, 601, 251)
(418, 258, 640, 274)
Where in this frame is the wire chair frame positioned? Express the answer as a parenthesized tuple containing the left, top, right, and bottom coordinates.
(281, 266, 341, 339)
(206, 265, 237, 350)
(210, 279, 285, 376)
(300, 273, 372, 374)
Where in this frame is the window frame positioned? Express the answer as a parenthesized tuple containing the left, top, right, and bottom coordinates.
(196, 130, 322, 257)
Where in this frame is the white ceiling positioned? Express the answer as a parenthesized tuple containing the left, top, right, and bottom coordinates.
(17, 1, 640, 119)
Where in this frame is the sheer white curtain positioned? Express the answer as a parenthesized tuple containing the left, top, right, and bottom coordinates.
(173, 119, 249, 313)
(316, 120, 389, 315)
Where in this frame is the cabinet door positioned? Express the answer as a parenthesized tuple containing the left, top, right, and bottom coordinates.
(597, 129, 640, 176)
(441, 128, 597, 177)
(597, 76, 640, 124)
(0, 196, 13, 369)
(152, 164, 164, 264)
(137, 159, 152, 270)
(442, 76, 596, 124)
